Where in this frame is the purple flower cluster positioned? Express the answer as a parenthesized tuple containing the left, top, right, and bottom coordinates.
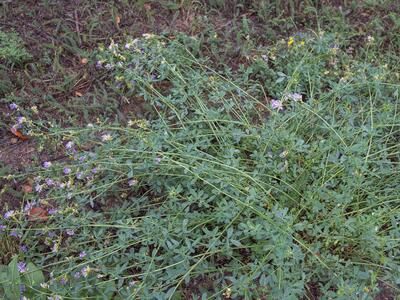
(24, 201, 36, 212)
(43, 161, 52, 168)
(271, 99, 283, 111)
(9, 103, 18, 110)
(48, 208, 58, 215)
(45, 178, 55, 186)
(286, 92, 302, 102)
(63, 167, 72, 175)
(4, 210, 15, 219)
(17, 262, 27, 273)
(65, 141, 74, 150)
(35, 184, 43, 193)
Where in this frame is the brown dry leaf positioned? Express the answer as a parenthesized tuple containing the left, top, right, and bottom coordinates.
(81, 57, 88, 65)
(10, 127, 29, 141)
(28, 207, 48, 222)
(22, 184, 33, 193)
(116, 15, 121, 25)
(75, 91, 83, 97)
(144, 3, 151, 10)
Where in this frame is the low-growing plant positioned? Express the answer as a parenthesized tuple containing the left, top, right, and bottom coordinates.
(1, 30, 399, 299)
(0, 29, 31, 65)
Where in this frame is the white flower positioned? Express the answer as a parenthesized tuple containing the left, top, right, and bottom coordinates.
(101, 134, 112, 142)
(128, 179, 138, 186)
(367, 35, 375, 43)
(40, 282, 49, 289)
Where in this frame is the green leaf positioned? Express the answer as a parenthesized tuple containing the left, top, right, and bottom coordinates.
(0, 264, 8, 289)
(24, 262, 45, 287)
(5, 256, 21, 300)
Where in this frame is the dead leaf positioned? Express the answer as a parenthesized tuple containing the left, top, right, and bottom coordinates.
(10, 127, 29, 141)
(22, 184, 32, 193)
(144, 3, 151, 10)
(75, 91, 83, 97)
(116, 15, 121, 25)
(81, 58, 88, 65)
(28, 207, 48, 222)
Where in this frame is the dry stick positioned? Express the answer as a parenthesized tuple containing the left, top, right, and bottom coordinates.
(74, 9, 82, 47)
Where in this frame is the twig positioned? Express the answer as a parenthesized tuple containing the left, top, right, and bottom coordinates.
(74, 9, 82, 46)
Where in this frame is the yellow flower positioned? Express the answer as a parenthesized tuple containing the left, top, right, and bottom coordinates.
(300, 40, 305, 46)
(288, 37, 294, 46)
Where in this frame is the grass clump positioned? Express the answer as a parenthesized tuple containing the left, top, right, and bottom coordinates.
(1, 31, 399, 299)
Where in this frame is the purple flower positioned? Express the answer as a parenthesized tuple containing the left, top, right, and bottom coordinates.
(20, 283, 26, 293)
(24, 201, 35, 212)
(155, 157, 162, 164)
(45, 178, 55, 186)
(287, 92, 302, 102)
(66, 229, 75, 236)
(43, 161, 52, 168)
(81, 266, 90, 277)
(79, 155, 86, 162)
(91, 168, 97, 174)
(63, 167, 71, 175)
(271, 99, 283, 111)
(17, 262, 27, 273)
(96, 60, 103, 69)
(105, 63, 113, 70)
(10, 230, 20, 238)
(35, 184, 43, 193)
(48, 295, 62, 300)
(65, 141, 74, 149)
(76, 172, 83, 180)
(20, 244, 28, 253)
(48, 231, 57, 238)
(79, 251, 87, 258)
(4, 210, 15, 219)
(48, 208, 58, 215)
(17, 116, 26, 124)
(0, 225, 6, 232)
(73, 271, 81, 279)
(128, 179, 138, 186)
(60, 277, 68, 285)
(9, 103, 18, 110)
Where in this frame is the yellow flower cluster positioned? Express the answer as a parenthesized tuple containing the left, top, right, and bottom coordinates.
(288, 36, 305, 47)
